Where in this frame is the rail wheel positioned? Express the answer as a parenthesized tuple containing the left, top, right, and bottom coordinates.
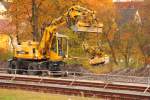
(48, 63, 60, 76)
(41, 67, 49, 76)
(27, 63, 38, 75)
(7, 61, 19, 74)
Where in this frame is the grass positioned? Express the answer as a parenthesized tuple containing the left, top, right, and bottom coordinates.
(0, 89, 100, 100)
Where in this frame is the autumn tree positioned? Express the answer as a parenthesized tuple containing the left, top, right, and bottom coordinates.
(89, 1, 119, 65)
(133, 0, 150, 67)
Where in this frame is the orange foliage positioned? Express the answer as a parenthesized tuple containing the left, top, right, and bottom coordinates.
(146, 57, 150, 64)
(82, 0, 113, 9)
(107, 32, 115, 41)
(120, 32, 133, 40)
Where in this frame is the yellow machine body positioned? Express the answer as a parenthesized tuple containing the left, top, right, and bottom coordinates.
(14, 34, 68, 62)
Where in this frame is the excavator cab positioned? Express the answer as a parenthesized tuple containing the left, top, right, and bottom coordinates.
(55, 33, 69, 58)
(44, 32, 69, 62)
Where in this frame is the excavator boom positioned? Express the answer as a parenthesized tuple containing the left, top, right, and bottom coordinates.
(38, 5, 103, 56)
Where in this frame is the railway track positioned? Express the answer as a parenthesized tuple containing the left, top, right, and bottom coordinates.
(0, 73, 150, 99)
(0, 73, 149, 93)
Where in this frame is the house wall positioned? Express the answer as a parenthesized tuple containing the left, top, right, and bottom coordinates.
(0, 34, 13, 52)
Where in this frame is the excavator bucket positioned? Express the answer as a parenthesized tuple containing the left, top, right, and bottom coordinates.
(71, 21, 103, 33)
(89, 55, 110, 65)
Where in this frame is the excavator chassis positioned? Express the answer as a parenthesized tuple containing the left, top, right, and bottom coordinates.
(7, 58, 64, 75)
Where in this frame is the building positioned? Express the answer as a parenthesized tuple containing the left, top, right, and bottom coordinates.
(114, 0, 143, 27)
(117, 8, 142, 27)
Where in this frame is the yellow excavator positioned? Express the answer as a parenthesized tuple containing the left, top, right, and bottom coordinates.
(7, 5, 105, 74)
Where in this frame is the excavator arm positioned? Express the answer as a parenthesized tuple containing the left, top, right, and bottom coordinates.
(38, 5, 101, 56)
